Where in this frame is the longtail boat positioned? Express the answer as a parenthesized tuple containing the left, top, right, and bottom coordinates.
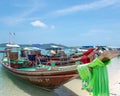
(1, 44, 79, 90)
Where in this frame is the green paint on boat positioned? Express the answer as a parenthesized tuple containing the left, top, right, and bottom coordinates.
(17, 68, 36, 71)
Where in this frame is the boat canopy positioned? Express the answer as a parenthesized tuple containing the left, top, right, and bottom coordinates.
(23, 47, 41, 51)
(6, 43, 20, 48)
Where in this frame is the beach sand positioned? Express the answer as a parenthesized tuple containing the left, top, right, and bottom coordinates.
(61, 57, 120, 96)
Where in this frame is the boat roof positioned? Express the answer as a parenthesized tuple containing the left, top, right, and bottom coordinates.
(23, 47, 42, 51)
(6, 43, 20, 48)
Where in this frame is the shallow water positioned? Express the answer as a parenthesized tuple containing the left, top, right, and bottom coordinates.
(0, 47, 120, 96)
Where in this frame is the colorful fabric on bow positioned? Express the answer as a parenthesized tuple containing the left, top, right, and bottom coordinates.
(77, 58, 110, 96)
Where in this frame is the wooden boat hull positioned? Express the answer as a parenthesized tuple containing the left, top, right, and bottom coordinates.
(2, 62, 78, 90)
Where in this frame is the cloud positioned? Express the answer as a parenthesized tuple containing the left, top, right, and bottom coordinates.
(31, 20, 47, 28)
(30, 20, 56, 29)
(55, 0, 120, 15)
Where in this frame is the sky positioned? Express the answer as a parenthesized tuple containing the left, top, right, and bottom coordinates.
(0, 0, 120, 47)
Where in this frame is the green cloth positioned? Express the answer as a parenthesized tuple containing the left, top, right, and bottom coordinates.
(77, 58, 111, 96)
